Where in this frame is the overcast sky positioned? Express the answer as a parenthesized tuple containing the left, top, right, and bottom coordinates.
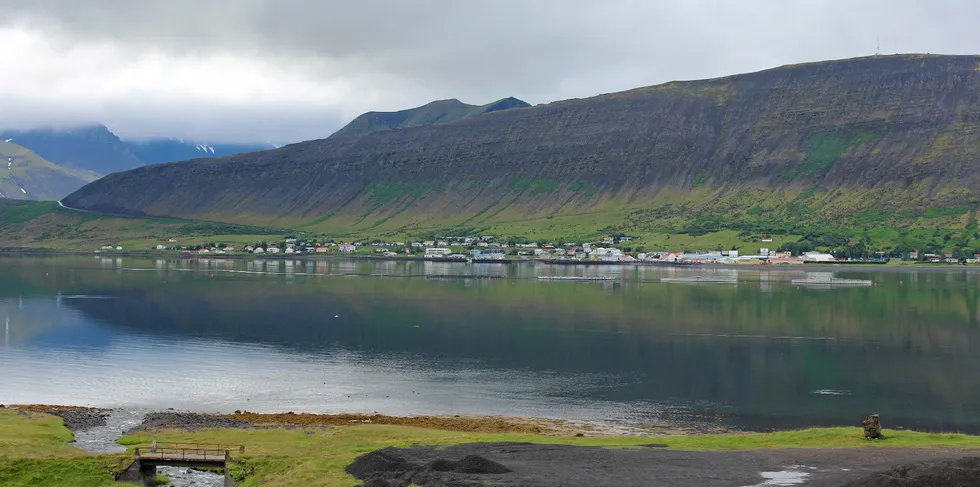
(1, 0, 978, 143)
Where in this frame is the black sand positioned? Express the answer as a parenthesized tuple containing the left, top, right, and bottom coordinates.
(348, 442, 980, 487)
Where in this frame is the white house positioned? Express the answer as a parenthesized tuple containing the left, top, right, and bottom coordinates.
(155, 245, 166, 250)
(425, 248, 452, 257)
(253, 247, 265, 253)
(339, 244, 357, 253)
(802, 251, 835, 263)
(267, 247, 281, 253)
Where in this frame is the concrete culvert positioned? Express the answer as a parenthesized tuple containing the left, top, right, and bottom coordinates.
(841, 456, 980, 487)
(453, 455, 511, 474)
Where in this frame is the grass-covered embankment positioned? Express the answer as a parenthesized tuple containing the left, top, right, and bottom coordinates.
(0, 408, 130, 487)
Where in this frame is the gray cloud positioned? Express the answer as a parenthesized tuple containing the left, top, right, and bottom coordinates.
(0, 0, 978, 142)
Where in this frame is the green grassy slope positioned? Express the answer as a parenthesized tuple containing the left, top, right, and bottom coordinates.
(0, 142, 100, 201)
(0, 200, 284, 251)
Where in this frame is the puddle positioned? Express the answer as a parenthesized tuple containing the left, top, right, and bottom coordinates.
(742, 468, 810, 486)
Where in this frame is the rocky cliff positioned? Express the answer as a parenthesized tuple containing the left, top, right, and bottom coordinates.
(63, 55, 980, 234)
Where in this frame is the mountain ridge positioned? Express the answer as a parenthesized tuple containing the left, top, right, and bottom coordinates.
(0, 125, 278, 174)
(329, 96, 531, 138)
(62, 54, 980, 243)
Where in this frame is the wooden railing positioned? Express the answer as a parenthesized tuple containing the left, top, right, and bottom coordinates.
(135, 442, 245, 462)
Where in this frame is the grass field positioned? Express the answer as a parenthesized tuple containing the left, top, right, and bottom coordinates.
(0, 409, 130, 487)
(6, 407, 980, 487)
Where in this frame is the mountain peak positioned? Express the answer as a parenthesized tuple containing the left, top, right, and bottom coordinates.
(330, 96, 530, 138)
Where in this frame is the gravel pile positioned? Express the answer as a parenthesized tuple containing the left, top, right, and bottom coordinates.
(347, 448, 510, 487)
(128, 411, 250, 433)
(842, 456, 980, 487)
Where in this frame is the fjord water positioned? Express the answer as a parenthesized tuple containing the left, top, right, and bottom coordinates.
(2, 256, 979, 433)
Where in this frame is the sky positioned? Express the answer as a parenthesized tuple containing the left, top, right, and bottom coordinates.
(1, 0, 978, 143)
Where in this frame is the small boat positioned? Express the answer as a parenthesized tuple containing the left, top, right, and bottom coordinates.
(660, 276, 737, 284)
(537, 276, 616, 281)
(791, 277, 872, 286)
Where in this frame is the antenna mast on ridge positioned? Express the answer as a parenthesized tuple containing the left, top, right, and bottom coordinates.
(876, 35, 880, 55)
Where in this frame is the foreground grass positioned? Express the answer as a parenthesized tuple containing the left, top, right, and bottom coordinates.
(0, 409, 129, 487)
(119, 424, 980, 487)
(6, 407, 980, 487)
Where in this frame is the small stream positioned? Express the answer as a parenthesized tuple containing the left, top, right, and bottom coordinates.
(71, 409, 224, 487)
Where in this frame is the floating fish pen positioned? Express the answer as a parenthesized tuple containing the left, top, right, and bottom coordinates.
(425, 274, 507, 279)
(791, 277, 872, 286)
(537, 276, 617, 281)
(660, 276, 738, 284)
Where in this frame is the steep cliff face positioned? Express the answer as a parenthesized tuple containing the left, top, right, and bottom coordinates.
(64, 55, 980, 231)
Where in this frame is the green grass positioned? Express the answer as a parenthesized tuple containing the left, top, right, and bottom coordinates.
(0, 457, 125, 487)
(924, 205, 971, 218)
(0, 201, 61, 226)
(0, 409, 129, 487)
(691, 172, 710, 188)
(115, 424, 980, 487)
(6, 407, 980, 487)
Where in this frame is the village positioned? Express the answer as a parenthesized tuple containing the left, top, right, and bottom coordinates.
(91, 234, 980, 265)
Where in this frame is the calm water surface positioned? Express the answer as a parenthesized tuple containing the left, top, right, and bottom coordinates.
(2, 256, 979, 432)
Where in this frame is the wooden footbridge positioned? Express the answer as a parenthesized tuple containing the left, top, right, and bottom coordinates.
(127, 442, 245, 487)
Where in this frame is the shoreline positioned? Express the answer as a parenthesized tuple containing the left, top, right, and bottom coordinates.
(2, 249, 979, 273)
(8, 404, 704, 437)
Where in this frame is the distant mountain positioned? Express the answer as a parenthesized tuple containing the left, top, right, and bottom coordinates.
(0, 125, 141, 175)
(1, 125, 278, 174)
(329, 97, 530, 138)
(123, 139, 278, 165)
(63, 55, 980, 242)
(0, 141, 99, 201)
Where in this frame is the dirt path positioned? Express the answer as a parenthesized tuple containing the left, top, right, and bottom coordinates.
(349, 442, 980, 486)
